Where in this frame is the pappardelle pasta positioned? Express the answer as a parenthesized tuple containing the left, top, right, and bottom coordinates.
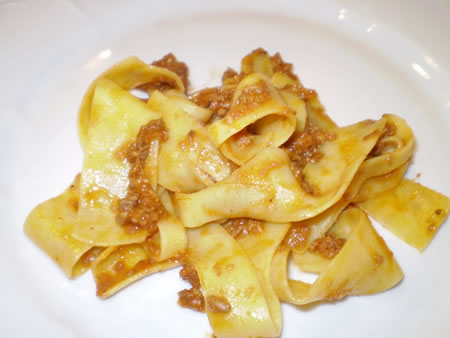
(24, 49, 449, 337)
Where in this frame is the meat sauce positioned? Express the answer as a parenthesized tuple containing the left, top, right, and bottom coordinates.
(282, 121, 336, 195)
(225, 80, 271, 122)
(152, 53, 189, 90)
(178, 264, 205, 312)
(115, 119, 168, 234)
(223, 218, 264, 239)
(282, 223, 311, 251)
(190, 86, 234, 117)
(139, 53, 189, 92)
(190, 48, 301, 120)
(178, 288, 205, 312)
(309, 235, 346, 259)
(96, 248, 184, 298)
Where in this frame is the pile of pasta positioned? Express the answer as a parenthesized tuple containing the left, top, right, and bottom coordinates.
(25, 49, 449, 337)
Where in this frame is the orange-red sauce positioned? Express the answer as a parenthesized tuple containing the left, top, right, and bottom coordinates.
(309, 235, 346, 259)
(115, 119, 168, 234)
(282, 121, 336, 194)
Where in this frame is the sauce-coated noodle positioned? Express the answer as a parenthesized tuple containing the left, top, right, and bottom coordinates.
(24, 49, 449, 337)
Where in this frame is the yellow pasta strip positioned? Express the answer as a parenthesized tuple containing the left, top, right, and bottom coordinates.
(279, 90, 307, 132)
(158, 215, 187, 261)
(271, 208, 403, 305)
(240, 48, 274, 76)
(353, 163, 408, 202)
(208, 73, 296, 165)
(92, 215, 186, 298)
(305, 96, 337, 132)
(236, 222, 291, 336)
(73, 79, 161, 245)
(148, 90, 235, 193)
(24, 175, 98, 278)
(165, 89, 213, 123)
(78, 56, 184, 147)
(187, 224, 278, 338)
(292, 250, 331, 274)
(359, 178, 450, 251)
(295, 114, 414, 251)
(343, 114, 414, 199)
(177, 118, 386, 227)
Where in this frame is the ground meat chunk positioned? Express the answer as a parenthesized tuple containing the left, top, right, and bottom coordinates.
(270, 52, 299, 81)
(282, 121, 336, 194)
(178, 264, 205, 312)
(115, 119, 168, 234)
(137, 53, 189, 93)
(178, 288, 205, 312)
(222, 67, 239, 82)
(152, 53, 189, 89)
(179, 264, 201, 289)
(309, 235, 346, 259)
(144, 231, 161, 257)
(190, 86, 234, 117)
(283, 84, 318, 100)
(282, 223, 311, 251)
(223, 218, 264, 238)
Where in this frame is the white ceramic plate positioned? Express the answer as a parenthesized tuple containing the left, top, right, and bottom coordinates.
(1, 0, 449, 337)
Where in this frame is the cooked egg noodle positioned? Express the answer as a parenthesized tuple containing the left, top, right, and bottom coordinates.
(292, 114, 415, 266)
(186, 223, 283, 338)
(359, 179, 450, 251)
(78, 56, 184, 147)
(24, 175, 104, 278)
(271, 207, 403, 305)
(92, 214, 186, 298)
(176, 118, 387, 227)
(148, 90, 235, 193)
(208, 73, 296, 165)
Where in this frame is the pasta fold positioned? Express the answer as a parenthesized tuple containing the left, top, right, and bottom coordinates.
(187, 224, 278, 338)
(296, 114, 415, 251)
(208, 73, 296, 165)
(93, 214, 186, 298)
(148, 90, 235, 193)
(176, 118, 386, 227)
(22, 50, 450, 338)
(359, 179, 450, 251)
(78, 56, 184, 147)
(73, 79, 162, 245)
(236, 222, 291, 337)
(271, 208, 403, 305)
(24, 175, 103, 278)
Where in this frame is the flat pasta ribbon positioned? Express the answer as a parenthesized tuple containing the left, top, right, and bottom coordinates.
(22, 49, 450, 338)
(295, 114, 415, 252)
(92, 214, 186, 298)
(73, 79, 162, 245)
(271, 208, 403, 305)
(359, 179, 450, 251)
(148, 90, 235, 193)
(78, 56, 184, 146)
(208, 73, 296, 165)
(186, 223, 281, 338)
(236, 222, 291, 337)
(176, 118, 386, 227)
(24, 175, 104, 278)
